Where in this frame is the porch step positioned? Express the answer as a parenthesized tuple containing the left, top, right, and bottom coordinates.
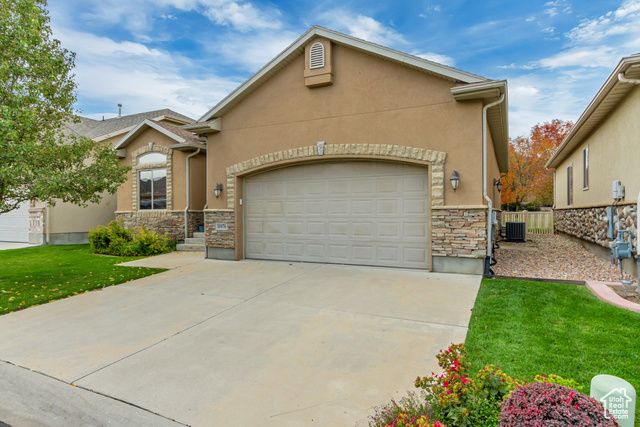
(193, 232, 205, 238)
(176, 243, 205, 252)
(184, 237, 205, 245)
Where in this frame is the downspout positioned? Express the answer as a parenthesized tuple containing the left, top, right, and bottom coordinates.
(619, 72, 640, 288)
(203, 136, 209, 210)
(45, 203, 50, 244)
(184, 149, 201, 240)
(483, 94, 505, 275)
(637, 191, 640, 291)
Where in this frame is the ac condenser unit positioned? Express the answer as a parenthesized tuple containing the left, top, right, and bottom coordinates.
(505, 222, 526, 242)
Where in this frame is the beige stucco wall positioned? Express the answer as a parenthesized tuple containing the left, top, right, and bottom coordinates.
(554, 85, 640, 209)
(48, 193, 117, 234)
(116, 128, 206, 212)
(206, 41, 498, 210)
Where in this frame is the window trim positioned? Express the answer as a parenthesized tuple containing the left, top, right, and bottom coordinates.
(567, 163, 573, 206)
(138, 168, 167, 210)
(582, 146, 589, 190)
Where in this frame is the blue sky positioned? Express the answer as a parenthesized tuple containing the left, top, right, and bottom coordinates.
(47, 0, 640, 137)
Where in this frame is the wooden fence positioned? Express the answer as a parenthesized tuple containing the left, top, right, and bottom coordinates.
(501, 211, 554, 234)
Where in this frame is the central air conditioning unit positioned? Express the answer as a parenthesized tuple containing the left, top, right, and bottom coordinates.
(505, 221, 526, 242)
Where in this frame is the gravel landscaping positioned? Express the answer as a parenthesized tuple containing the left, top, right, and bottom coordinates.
(493, 233, 635, 283)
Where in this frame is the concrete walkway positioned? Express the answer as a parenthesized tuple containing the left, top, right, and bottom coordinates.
(0, 242, 38, 251)
(0, 257, 481, 426)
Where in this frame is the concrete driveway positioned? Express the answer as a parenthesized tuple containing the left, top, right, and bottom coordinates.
(0, 255, 481, 426)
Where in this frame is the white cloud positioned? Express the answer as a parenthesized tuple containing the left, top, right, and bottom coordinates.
(201, 0, 282, 32)
(543, 0, 572, 17)
(51, 26, 240, 120)
(537, 46, 619, 69)
(211, 30, 299, 71)
(415, 52, 455, 66)
(317, 9, 406, 46)
(566, 0, 640, 44)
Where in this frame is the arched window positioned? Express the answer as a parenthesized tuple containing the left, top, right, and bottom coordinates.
(309, 42, 325, 69)
(138, 152, 167, 165)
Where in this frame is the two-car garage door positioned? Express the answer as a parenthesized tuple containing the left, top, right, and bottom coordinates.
(244, 161, 429, 269)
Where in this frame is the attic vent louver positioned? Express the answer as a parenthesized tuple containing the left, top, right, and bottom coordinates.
(309, 42, 325, 69)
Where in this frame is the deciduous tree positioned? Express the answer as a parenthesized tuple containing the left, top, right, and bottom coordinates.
(501, 120, 573, 210)
(0, 0, 129, 214)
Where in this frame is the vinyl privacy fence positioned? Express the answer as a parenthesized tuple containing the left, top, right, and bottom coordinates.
(501, 211, 554, 234)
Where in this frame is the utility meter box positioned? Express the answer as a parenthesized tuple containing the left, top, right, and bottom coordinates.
(613, 180, 625, 200)
(591, 374, 636, 427)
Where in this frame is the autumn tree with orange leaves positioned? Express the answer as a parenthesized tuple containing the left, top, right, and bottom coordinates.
(502, 120, 573, 210)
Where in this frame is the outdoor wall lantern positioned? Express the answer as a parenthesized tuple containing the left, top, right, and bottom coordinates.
(493, 178, 503, 193)
(450, 170, 460, 192)
(214, 183, 224, 199)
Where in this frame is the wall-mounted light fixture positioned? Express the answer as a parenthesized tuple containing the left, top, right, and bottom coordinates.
(450, 170, 460, 192)
(493, 178, 503, 193)
(214, 183, 224, 199)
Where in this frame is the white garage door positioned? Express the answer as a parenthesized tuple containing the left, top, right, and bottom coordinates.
(244, 161, 429, 268)
(0, 201, 30, 243)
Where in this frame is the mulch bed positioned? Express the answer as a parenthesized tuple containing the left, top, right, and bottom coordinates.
(493, 233, 634, 283)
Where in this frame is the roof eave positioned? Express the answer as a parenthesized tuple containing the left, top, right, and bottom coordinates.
(115, 119, 187, 150)
(169, 143, 207, 151)
(546, 55, 640, 169)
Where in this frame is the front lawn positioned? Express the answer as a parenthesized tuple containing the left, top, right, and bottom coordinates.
(466, 277, 640, 424)
(0, 244, 166, 314)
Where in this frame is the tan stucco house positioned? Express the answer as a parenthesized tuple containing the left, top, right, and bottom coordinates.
(22, 109, 195, 245)
(546, 53, 640, 279)
(182, 26, 509, 274)
(114, 119, 207, 239)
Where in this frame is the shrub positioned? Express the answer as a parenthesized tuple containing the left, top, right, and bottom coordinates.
(88, 225, 111, 254)
(499, 383, 618, 427)
(88, 220, 174, 256)
(414, 343, 483, 427)
(369, 391, 434, 427)
(531, 373, 583, 391)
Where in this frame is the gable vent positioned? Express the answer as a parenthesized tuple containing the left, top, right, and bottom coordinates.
(309, 42, 325, 69)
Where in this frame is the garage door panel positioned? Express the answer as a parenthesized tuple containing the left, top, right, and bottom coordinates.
(306, 201, 325, 215)
(403, 199, 428, 214)
(404, 222, 427, 238)
(245, 162, 429, 269)
(377, 200, 399, 215)
(352, 200, 373, 215)
(307, 222, 326, 236)
(328, 200, 349, 215)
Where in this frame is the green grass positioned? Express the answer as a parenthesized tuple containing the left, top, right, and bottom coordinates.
(0, 244, 166, 314)
(466, 278, 640, 424)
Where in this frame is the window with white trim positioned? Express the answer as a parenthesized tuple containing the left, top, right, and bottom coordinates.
(567, 164, 573, 206)
(583, 146, 589, 190)
(309, 42, 325, 69)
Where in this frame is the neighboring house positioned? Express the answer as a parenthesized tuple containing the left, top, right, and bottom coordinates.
(16, 109, 195, 245)
(546, 53, 640, 279)
(114, 119, 207, 240)
(183, 26, 509, 274)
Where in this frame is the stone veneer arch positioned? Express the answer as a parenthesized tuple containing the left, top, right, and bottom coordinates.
(223, 144, 447, 209)
(131, 143, 173, 212)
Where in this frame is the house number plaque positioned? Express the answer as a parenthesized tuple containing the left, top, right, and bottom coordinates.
(215, 223, 228, 231)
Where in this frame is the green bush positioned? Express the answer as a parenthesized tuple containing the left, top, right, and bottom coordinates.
(370, 344, 584, 427)
(88, 220, 174, 256)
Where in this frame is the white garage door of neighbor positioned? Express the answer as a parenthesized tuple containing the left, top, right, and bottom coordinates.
(0, 201, 30, 243)
(244, 161, 429, 269)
